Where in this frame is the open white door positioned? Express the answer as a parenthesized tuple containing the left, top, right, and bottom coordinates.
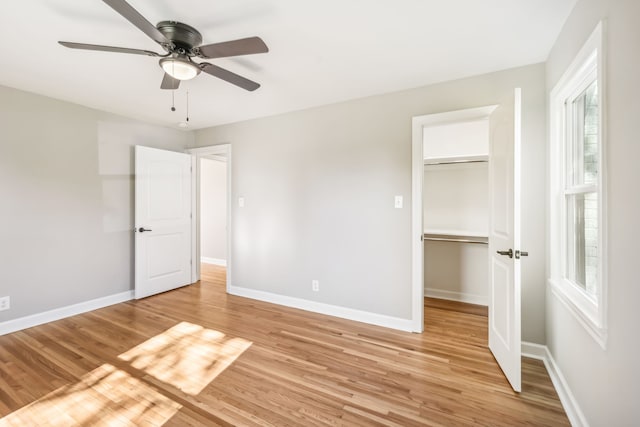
(135, 145, 192, 299)
(488, 88, 522, 392)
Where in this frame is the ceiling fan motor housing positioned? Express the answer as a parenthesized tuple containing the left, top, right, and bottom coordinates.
(156, 21, 202, 53)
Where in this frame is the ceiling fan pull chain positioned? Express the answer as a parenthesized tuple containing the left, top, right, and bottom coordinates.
(186, 90, 190, 122)
(171, 90, 176, 112)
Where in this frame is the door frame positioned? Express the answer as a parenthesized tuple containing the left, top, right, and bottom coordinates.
(411, 106, 497, 332)
(187, 144, 232, 291)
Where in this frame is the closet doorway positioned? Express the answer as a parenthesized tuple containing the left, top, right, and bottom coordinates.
(411, 91, 524, 392)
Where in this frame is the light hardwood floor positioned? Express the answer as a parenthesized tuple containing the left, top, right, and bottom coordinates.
(0, 264, 569, 426)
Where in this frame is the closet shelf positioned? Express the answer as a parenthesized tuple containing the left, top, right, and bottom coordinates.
(423, 229, 488, 238)
(424, 154, 488, 165)
(423, 229, 488, 244)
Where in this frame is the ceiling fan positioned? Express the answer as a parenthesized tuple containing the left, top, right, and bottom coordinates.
(59, 0, 268, 91)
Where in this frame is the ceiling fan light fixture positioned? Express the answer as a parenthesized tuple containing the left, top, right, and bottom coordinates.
(160, 56, 200, 80)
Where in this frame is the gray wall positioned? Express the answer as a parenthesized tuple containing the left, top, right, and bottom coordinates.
(195, 64, 547, 342)
(0, 85, 192, 321)
(200, 157, 227, 261)
(545, 0, 640, 424)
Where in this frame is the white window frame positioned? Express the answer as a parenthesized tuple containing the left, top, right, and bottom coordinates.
(549, 21, 607, 348)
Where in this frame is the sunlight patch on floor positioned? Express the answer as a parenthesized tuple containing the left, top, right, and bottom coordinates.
(0, 322, 252, 426)
(119, 321, 252, 395)
(0, 364, 181, 427)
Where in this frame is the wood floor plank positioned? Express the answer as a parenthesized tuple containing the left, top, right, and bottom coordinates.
(0, 264, 569, 426)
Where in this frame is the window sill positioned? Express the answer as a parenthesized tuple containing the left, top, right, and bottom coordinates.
(548, 278, 607, 349)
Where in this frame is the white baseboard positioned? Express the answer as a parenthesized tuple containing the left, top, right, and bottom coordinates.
(521, 341, 548, 360)
(0, 291, 134, 336)
(522, 341, 589, 427)
(201, 257, 227, 266)
(424, 288, 487, 306)
(228, 285, 414, 332)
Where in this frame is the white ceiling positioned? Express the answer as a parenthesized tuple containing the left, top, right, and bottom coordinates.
(0, 0, 576, 130)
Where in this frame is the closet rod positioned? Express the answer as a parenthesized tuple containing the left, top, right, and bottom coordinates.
(424, 159, 488, 166)
(423, 235, 488, 244)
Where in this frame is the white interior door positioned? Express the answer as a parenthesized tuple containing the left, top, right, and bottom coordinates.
(488, 88, 522, 392)
(135, 145, 192, 299)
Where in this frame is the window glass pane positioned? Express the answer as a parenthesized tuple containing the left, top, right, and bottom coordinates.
(566, 192, 598, 296)
(568, 80, 598, 186)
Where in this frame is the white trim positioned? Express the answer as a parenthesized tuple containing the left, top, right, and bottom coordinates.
(411, 115, 425, 332)
(521, 342, 590, 427)
(190, 155, 197, 283)
(0, 291, 134, 336)
(187, 145, 229, 156)
(521, 341, 548, 360)
(205, 154, 228, 163)
(228, 285, 414, 332)
(187, 144, 232, 291)
(548, 21, 607, 348)
(413, 106, 498, 128)
(424, 288, 487, 306)
(201, 257, 227, 267)
(549, 279, 607, 348)
(225, 146, 232, 291)
(412, 105, 497, 333)
(563, 184, 597, 195)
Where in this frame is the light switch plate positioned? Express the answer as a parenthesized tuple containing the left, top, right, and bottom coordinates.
(0, 296, 10, 312)
(394, 195, 403, 209)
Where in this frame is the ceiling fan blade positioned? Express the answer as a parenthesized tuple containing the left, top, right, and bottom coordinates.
(160, 73, 180, 90)
(102, 0, 170, 46)
(196, 37, 268, 59)
(58, 41, 161, 56)
(200, 63, 261, 91)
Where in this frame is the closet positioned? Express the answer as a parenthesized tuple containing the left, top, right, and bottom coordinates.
(423, 118, 489, 306)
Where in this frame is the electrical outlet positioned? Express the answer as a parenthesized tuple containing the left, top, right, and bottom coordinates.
(0, 296, 10, 312)
(312, 280, 319, 292)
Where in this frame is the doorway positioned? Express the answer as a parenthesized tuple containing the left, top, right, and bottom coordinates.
(411, 93, 523, 392)
(199, 155, 228, 285)
(410, 106, 496, 332)
(188, 144, 232, 289)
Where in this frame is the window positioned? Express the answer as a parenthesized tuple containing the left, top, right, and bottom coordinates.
(565, 79, 599, 296)
(549, 22, 606, 347)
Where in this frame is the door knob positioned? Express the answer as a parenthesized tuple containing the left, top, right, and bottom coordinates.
(138, 227, 152, 233)
(515, 250, 528, 259)
(497, 249, 513, 258)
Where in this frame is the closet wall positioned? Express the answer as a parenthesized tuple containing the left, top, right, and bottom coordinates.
(423, 119, 489, 305)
